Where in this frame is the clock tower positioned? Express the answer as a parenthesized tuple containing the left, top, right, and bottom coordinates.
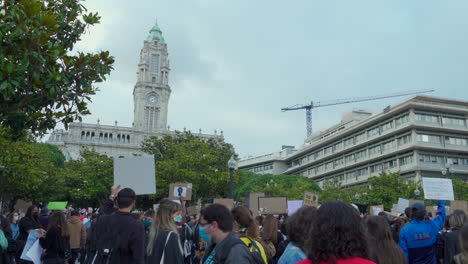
(133, 21, 171, 132)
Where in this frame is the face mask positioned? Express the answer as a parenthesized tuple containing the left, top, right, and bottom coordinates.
(173, 216, 183, 225)
(199, 225, 212, 244)
(143, 219, 152, 228)
(33, 212, 39, 218)
(13, 216, 19, 221)
(234, 228, 247, 233)
(279, 219, 284, 224)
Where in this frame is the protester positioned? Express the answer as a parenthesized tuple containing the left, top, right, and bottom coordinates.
(438, 210, 467, 264)
(39, 211, 71, 264)
(261, 215, 283, 263)
(231, 206, 268, 264)
(366, 215, 407, 264)
(0, 215, 15, 264)
(297, 201, 376, 264)
(200, 204, 254, 263)
(143, 209, 154, 232)
(39, 208, 50, 230)
(278, 206, 317, 264)
(399, 200, 446, 264)
(18, 205, 41, 241)
(68, 210, 86, 264)
(145, 199, 184, 264)
(7, 211, 20, 240)
(453, 224, 468, 264)
(87, 186, 145, 264)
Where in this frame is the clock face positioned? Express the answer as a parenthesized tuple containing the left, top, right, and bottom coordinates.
(147, 95, 158, 105)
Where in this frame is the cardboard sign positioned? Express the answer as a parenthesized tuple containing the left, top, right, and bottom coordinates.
(370, 205, 384, 215)
(288, 200, 303, 216)
(213, 199, 234, 210)
(422, 177, 455, 200)
(258, 196, 288, 214)
(169, 183, 192, 200)
(14, 199, 32, 214)
(186, 206, 199, 216)
(249, 193, 264, 217)
(451, 200, 468, 214)
(303, 192, 319, 207)
(114, 155, 156, 195)
(47, 202, 68, 210)
(396, 198, 409, 214)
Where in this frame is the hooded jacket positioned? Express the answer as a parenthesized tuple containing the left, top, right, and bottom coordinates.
(68, 215, 86, 249)
(202, 232, 254, 264)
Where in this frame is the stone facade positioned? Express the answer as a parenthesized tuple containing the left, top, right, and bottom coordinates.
(48, 22, 221, 159)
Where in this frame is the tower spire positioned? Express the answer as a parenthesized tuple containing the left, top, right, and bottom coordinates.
(147, 20, 165, 43)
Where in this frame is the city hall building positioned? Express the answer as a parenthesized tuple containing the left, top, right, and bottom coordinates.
(239, 96, 468, 188)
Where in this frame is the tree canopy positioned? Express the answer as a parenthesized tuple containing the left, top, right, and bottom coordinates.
(0, 0, 114, 139)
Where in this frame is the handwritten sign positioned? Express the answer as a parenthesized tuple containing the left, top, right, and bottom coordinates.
(169, 183, 192, 200)
(303, 192, 319, 206)
(422, 177, 454, 200)
(396, 198, 409, 214)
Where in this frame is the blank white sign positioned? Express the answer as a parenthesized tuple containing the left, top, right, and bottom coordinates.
(422, 177, 454, 201)
(114, 155, 156, 195)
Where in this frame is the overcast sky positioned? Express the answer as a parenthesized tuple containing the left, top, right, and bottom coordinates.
(69, 0, 468, 157)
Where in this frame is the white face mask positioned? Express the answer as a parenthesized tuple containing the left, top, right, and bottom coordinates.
(13, 216, 19, 221)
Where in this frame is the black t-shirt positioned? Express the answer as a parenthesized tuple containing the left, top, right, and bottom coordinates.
(18, 216, 41, 241)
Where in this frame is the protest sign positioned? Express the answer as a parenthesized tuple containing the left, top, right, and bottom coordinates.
(303, 192, 319, 207)
(396, 198, 409, 214)
(213, 199, 234, 210)
(249, 193, 264, 217)
(186, 206, 199, 216)
(169, 183, 192, 200)
(370, 205, 384, 215)
(47, 201, 68, 210)
(451, 200, 468, 214)
(114, 155, 156, 195)
(422, 177, 455, 200)
(26, 239, 42, 264)
(20, 230, 39, 261)
(14, 199, 32, 214)
(288, 200, 303, 216)
(258, 197, 288, 214)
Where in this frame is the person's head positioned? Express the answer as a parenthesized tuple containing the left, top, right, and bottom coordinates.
(26, 205, 39, 221)
(146, 199, 182, 255)
(231, 206, 260, 240)
(459, 224, 468, 259)
(305, 201, 368, 262)
(404, 207, 412, 219)
(262, 215, 278, 244)
(286, 206, 317, 249)
(48, 211, 69, 237)
(115, 188, 137, 211)
(8, 210, 20, 224)
(255, 215, 263, 226)
(449, 210, 468, 230)
(70, 210, 80, 217)
(199, 204, 233, 244)
(366, 216, 393, 242)
(411, 203, 426, 221)
(144, 209, 154, 219)
(40, 208, 50, 216)
(366, 216, 406, 264)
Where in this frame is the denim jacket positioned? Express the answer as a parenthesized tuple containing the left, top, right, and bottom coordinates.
(278, 242, 307, 264)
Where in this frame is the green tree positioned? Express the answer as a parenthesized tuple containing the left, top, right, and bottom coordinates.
(452, 179, 468, 201)
(141, 131, 236, 202)
(235, 171, 321, 201)
(0, 0, 114, 139)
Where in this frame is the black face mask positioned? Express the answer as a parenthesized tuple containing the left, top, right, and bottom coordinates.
(33, 212, 39, 219)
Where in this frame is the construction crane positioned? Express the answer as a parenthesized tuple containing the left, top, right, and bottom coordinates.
(281, 89, 435, 138)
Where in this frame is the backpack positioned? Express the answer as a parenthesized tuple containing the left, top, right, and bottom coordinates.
(84, 215, 120, 264)
(241, 237, 267, 264)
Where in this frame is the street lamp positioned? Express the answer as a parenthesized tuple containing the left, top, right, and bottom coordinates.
(354, 192, 360, 201)
(228, 156, 237, 199)
(414, 187, 421, 197)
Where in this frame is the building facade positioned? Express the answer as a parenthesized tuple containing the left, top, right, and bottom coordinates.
(48, 22, 220, 159)
(239, 96, 468, 187)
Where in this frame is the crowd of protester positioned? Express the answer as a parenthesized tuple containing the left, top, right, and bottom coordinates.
(0, 185, 466, 264)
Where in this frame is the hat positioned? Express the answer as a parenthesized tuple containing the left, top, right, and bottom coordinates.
(411, 202, 425, 211)
(117, 188, 136, 200)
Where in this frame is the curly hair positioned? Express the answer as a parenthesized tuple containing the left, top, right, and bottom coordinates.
(304, 201, 368, 263)
(286, 206, 317, 249)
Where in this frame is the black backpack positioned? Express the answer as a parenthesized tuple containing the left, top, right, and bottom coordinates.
(241, 237, 267, 264)
(84, 215, 121, 264)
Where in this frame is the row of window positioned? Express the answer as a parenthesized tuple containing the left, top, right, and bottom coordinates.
(417, 134, 468, 146)
(248, 164, 273, 173)
(415, 113, 466, 127)
(80, 131, 131, 143)
(291, 112, 410, 167)
(419, 154, 468, 166)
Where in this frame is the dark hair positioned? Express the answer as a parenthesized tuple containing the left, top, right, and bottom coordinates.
(231, 206, 260, 240)
(261, 215, 278, 245)
(70, 210, 80, 217)
(286, 206, 317, 249)
(255, 215, 263, 226)
(366, 216, 407, 264)
(200, 204, 233, 232)
(7, 210, 20, 224)
(25, 205, 40, 225)
(305, 201, 368, 262)
(458, 224, 468, 261)
(144, 209, 155, 218)
(48, 211, 69, 237)
(116, 188, 136, 209)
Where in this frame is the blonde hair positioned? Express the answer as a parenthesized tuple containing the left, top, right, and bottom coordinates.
(146, 199, 182, 256)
